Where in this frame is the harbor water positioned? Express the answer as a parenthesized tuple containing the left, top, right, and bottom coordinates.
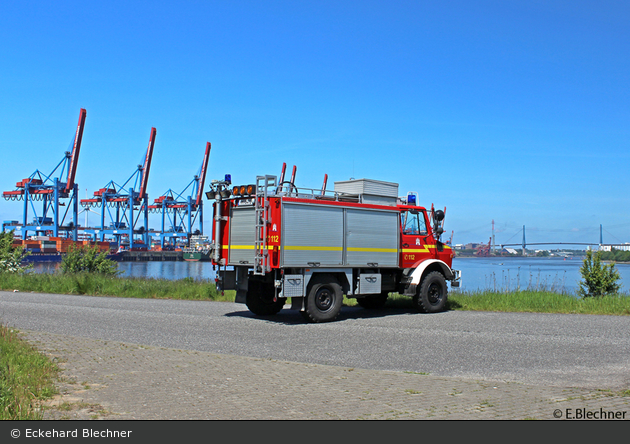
(28, 255, 630, 295)
(450, 256, 630, 294)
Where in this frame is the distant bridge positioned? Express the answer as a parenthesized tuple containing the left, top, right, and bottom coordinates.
(497, 225, 612, 250)
(500, 242, 600, 248)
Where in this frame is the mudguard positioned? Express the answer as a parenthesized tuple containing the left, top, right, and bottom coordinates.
(408, 259, 457, 285)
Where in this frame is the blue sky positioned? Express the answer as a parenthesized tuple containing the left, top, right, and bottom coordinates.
(1, 0, 628, 248)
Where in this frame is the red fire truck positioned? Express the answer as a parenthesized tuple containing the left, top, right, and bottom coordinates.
(207, 168, 460, 323)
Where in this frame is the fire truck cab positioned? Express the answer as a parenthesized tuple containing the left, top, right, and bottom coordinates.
(208, 173, 460, 323)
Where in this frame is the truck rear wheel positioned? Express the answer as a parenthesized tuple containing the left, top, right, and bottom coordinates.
(414, 271, 447, 313)
(246, 280, 285, 316)
(303, 276, 343, 323)
(356, 292, 389, 309)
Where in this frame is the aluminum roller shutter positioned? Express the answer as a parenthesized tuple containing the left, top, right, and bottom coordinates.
(345, 209, 399, 267)
(228, 206, 256, 265)
(282, 203, 343, 266)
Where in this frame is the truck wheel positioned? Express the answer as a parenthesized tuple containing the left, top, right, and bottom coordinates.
(414, 271, 447, 313)
(304, 276, 343, 323)
(246, 281, 285, 316)
(357, 292, 389, 309)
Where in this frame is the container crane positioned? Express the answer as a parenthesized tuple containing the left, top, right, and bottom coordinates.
(80, 127, 156, 250)
(476, 237, 492, 257)
(446, 230, 454, 246)
(148, 142, 211, 248)
(2, 108, 87, 241)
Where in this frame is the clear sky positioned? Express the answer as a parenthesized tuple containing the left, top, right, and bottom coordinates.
(1, 0, 628, 248)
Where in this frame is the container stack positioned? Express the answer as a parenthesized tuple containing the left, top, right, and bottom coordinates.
(9, 237, 114, 254)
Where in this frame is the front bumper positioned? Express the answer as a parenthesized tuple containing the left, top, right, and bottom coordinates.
(450, 269, 461, 288)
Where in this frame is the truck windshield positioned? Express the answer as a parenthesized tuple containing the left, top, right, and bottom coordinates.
(401, 210, 428, 235)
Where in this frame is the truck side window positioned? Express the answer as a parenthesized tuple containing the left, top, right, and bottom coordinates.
(418, 212, 428, 235)
(402, 211, 427, 235)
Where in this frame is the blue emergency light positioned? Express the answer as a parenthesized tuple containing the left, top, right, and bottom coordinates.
(224, 174, 232, 185)
(407, 193, 416, 205)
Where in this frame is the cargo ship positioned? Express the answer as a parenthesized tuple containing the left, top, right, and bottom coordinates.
(182, 249, 210, 261)
(182, 235, 211, 261)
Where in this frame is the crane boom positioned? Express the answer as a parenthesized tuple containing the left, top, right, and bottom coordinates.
(65, 108, 87, 193)
(138, 127, 156, 199)
(195, 142, 211, 206)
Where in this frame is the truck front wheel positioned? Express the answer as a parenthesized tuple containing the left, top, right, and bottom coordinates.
(246, 280, 285, 316)
(303, 276, 343, 323)
(414, 271, 447, 313)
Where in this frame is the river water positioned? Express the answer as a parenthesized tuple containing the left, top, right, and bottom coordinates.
(450, 256, 630, 294)
(29, 256, 630, 295)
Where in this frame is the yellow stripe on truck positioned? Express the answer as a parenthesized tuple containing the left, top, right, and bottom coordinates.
(284, 246, 343, 251)
(285, 246, 397, 253)
(347, 247, 398, 253)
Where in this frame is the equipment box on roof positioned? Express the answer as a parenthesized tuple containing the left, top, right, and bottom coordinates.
(334, 178, 399, 205)
(333, 178, 399, 197)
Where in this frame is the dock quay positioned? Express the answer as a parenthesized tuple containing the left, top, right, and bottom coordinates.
(116, 251, 184, 261)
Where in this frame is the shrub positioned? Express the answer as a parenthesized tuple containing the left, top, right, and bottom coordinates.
(578, 249, 622, 298)
(0, 231, 31, 273)
(60, 244, 119, 275)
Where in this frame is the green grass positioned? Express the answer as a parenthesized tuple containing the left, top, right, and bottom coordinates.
(366, 290, 630, 316)
(0, 272, 235, 302)
(447, 290, 630, 316)
(0, 323, 59, 420)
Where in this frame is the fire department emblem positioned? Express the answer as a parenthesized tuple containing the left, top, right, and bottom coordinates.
(415, 238, 420, 245)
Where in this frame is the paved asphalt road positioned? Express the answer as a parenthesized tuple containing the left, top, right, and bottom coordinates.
(1, 290, 629, 391)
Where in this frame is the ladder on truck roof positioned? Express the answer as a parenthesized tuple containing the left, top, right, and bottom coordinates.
(254, 175, 276, 275)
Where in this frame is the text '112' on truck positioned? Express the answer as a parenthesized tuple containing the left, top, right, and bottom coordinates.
(206, 164, 461, 323)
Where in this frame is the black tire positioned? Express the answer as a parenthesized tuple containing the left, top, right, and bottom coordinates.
(356, 292, 389, 309)
(413, 271, 447, 313)
(303, 275, 343, 323)
(245, 280, 285, 316)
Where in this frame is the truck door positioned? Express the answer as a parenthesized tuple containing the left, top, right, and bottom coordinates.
(400, 209, 432, 268)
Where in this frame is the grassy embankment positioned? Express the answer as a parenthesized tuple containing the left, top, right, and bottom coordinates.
(385, 291, 630, 316)
(1, 271, 629, 315)
(0, 323, 59, 419)
(0, 272, 235, 302)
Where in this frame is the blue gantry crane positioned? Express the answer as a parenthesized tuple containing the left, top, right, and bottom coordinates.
(148, 142, 211, 248)
(2, 108, 87, 241)
(80, 127, 156, 250)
